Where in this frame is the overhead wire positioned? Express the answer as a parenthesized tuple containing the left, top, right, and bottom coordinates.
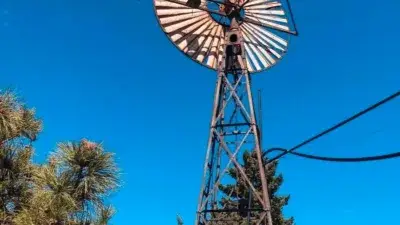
(265, 90, 400, 163)
(264, 147, 400, 163)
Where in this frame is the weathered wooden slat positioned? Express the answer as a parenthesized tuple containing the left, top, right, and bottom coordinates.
(247, 13, 287, 23)
(241, 30, 269, 68)
(244, 0, 270, 8)
(170, 17, 210, 42)
(245, 9, 285, 16)
(164, 14, 209, 33)
(196, 24, 219, 63)
(244, 22, 287, 47)
(160, 12, 206, 25)
(246, 15, 289, 31)
(206, 26, 223, 67)
(157, 8, 204, 16)
(245, 1, 280, 9)
(186, 23, 216, 56)
(180, 20, 214, 52)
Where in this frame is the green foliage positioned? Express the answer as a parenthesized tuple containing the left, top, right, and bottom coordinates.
(177, 215, 184, 225)
(0, 90, 42, 224)
(0, 90, 121, 225)
(216, 150, 294, 225)
(0, 90, 42, 142)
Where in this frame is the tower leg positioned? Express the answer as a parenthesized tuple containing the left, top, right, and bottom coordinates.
(195, 72, 224, 225)
(244, 72, 273, 225)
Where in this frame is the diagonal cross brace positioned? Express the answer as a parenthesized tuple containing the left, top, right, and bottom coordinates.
(214, 74, 244, 125)
(223, 75, 251, 123)
(213, 129, 266, 208)
(199, 127, 252, 210)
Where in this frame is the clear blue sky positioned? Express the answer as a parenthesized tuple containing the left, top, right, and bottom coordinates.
(1, 0, 399, 224)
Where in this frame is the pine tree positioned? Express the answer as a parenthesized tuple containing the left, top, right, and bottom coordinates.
(216, 150, 294, 225)
(1, 90, 120, 225)
(0, 90, 42, 224)
(14, 139, 120, 225)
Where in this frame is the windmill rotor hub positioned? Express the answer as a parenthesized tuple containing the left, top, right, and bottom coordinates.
(209, 1, 245, 27)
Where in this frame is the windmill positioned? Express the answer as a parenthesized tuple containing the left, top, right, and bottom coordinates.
(153, 0, 298, 224)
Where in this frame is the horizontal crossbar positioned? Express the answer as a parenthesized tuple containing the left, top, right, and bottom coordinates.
(201, 208, 265, 213)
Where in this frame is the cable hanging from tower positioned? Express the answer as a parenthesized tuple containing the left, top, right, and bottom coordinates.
(264, 90, 400, 164)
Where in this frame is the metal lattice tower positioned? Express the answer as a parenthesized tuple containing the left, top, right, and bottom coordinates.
(153, 1, 298, 224)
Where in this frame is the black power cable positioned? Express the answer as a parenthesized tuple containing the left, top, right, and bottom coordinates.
(267, 90, 400, 163)
(264, 147, 400, 163)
